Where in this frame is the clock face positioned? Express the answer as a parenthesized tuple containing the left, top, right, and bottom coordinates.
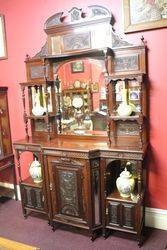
(72, 96, 83, 109)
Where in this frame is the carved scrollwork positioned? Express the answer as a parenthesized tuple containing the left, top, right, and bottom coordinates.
(100, 150, 143, 160)
(59, 170, 79, 216)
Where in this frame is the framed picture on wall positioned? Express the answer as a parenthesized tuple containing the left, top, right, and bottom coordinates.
(0, 15, 7, 59)
(91, 82, 99, 93)
(123, 0, 167, 33)
(71, 60, 84, 73)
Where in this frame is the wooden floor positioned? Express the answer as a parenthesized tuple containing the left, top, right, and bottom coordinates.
(0, 237, 40, 250)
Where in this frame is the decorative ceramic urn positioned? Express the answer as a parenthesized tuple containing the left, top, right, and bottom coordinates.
(116, 167, 135, 198)
(29, 159, 42, 183)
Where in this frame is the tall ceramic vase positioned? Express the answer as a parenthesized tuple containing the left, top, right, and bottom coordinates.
(32, 89, 46, 116)
(117, 88, 132, 117)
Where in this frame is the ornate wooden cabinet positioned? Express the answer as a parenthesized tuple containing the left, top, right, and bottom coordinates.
(0, 87, 17, 200)
(13, 5, 148, 246)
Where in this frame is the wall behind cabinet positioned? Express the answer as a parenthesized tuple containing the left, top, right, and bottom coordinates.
(0, 0, 167, 210)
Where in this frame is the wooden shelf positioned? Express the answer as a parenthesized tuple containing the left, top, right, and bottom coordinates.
(21, 176, 43, 188)
(106, 190, 141, 204)
(27, 114, 56, 120)
(19, 80, 54, 86)
(109, 114, 141, 121)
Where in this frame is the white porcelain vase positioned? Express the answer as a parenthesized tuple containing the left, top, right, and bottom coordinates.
(117, 89, 132, 117)
(32, 89, 46, 116)
(116, 168, 135, 198)
(29, 159, 42, 183)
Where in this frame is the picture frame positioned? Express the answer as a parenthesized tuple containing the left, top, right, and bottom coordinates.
(123, 0, 167, 33)
(71, 60, 84, 73)
(0, 14, 7, 59)
(91, 82, 99, 93)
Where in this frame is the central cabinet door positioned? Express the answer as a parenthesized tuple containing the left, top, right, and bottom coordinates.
(48, 157, 87, 226)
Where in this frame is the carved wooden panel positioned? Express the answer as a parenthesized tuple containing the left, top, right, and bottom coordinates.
(117, 121, 139, 136)
(114, 54, 139, 72)
(51, 162, 84, 218)
(62, 32, 91, 52)
(29, 65, 45, 79)
(59, 170, 79, 216)
(91, 159, 101, 225)
(21, 185, 44, 210)
(107, 201, 120, 226)
(122, 203, 135, 230)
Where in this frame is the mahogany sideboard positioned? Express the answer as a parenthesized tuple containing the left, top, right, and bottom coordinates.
(13, 5, 149, 246)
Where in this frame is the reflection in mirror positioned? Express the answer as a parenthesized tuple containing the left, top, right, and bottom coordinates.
(55, 58, 107, 136)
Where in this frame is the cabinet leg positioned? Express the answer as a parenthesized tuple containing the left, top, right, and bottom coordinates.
(137, 232, 143, 247)
(23, 209, 28, 219)
(90, 231, 96, 242)
(103, 228, 110, 239)
(52, 222, 59, 232)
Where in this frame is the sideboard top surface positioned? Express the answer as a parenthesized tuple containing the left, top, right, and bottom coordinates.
(13, 137, 148, 159)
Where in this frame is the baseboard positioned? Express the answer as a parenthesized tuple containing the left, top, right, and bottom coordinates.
(0, 182, 21, 200)
(145, 207, 167, 230)
(0, 182, 167, 230)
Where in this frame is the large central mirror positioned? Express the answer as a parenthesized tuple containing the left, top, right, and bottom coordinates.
(54, 58, 107, 136)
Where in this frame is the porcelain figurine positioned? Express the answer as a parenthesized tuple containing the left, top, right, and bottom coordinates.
(29, 158, 42, 183)
(116, 167, 135, 198)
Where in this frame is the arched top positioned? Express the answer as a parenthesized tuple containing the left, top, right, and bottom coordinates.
(44, 5, 111, 30)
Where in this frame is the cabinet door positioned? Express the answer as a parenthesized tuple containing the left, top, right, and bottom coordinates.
(106, 200, 121, 227)
(122, 203, 136, 231)
(50, 161, 84, 221)
(21, 185, 45, 211)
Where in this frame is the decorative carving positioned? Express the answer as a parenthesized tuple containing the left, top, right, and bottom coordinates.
(35, 188, 43, 209)
(100, 151, 143, 160)
(117, 121, 139, 136)
(59, 170, 79, 216)
(34, 42, 48, 58)
(44, 12, 63, 29)
(90, 158, 100, 169)
(29, 65, 45, 79)
(91, 159, 101, 225)
(122, 203, 135, 229)
(24, 186, 33, 207)
(44, 6, 110, 29)
(69, 7, 82, 22)
(88, 5, 110, 18)
(108, 201, 120, 225)
(114, 54, 139, 72)
(112, 32, 132, 48)
(63, 32, 91, 52)
(43, 149, 99, 159)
